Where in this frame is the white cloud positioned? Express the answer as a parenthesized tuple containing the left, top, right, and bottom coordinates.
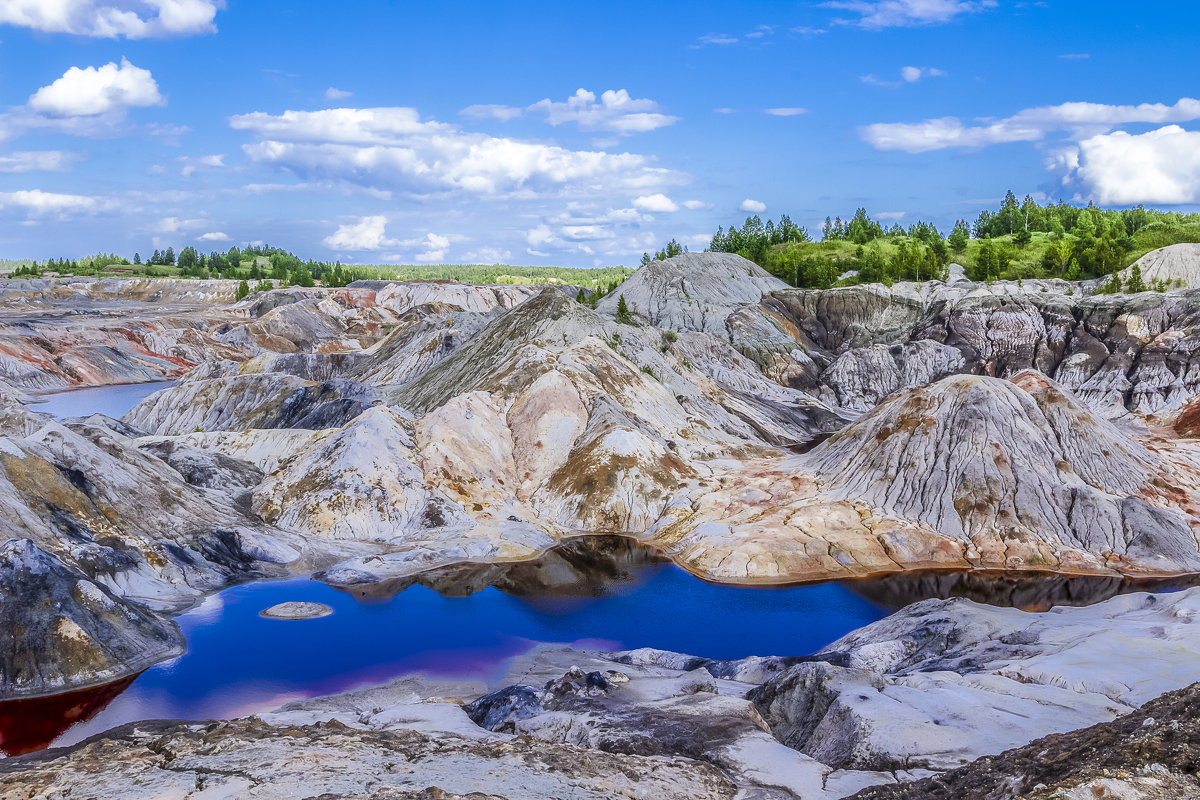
(1070, 126, 1200, 205)
(0, 150, 77, 172)
(861, 97, 1200, 153)
(824, 0, 996, 29)
(764, 107, 808, 117)
(0, 189, 105, 217)
(325, 87, 352, 100)
(682, 199, 712, 210)
(465, 246, 511, 263)
(197, 231, 231, 242)
(632, 193, 678, 213)
(695, 33, 739, 45)
(230, 106, 686, 197)
(28, 58, 163, 116)
(459, 103, 525, 122)
(0, 0, 224, 38)
(413, 232, 449, 262)
(713, 107, 737, 114)
(322, 215, 396, 251)
(740, 198, 767, 213)
(179, 153, 224, 176)
(901, 65, 946, 82)
(876, 211, 906, 221)
(465, 89, 678, 135)
(155, 216, 205, 234)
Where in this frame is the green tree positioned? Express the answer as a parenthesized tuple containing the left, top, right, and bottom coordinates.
(1125, 264, 1146, 293)
(615, 294, 633, 324)
(948, 220, 970, 253)
(235, 280, 250, 300)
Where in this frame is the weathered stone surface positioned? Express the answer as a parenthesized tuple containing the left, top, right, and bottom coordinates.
(1124, 242, 1200, 289)
(123, 373, 377, 434)
(750, 588, 1200, 773)
(0, 717, 740, 800)
(259, 601, 333, 620)
(849, 681, 1200, 800)
(0, 538, 184, 699)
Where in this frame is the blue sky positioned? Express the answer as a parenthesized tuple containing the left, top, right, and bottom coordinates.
(1, 0, 1198, 266)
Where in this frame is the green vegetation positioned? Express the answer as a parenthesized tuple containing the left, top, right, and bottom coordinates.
(615, 294, 633, 324)
(708, 193, 1200, 289)
(2, 244, 634, 291)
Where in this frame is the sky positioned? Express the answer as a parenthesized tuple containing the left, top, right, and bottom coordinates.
(0, 0, 1198, 266)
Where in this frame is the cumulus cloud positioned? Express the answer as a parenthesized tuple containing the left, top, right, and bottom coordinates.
(740, 198, 767, 213)
(682, 199, 712, 210)
(412, 232, 449, 262)
(179, 153, 223, 177)
(0, 150, 77, 172)
(901, 65, 946, 82)
(325, 87, 352, 100)
(230, 106, 686, 197)
(0, 0, 224, 38)
(824, 0, 996, 29)
(861, 97, 1200, 153)
(632, 193, 678, 213)
(1070, 126, 1200, 205)
(461, 89, 678, 135)
(322, 215, 395, 251)
(28, 58, 163, 117)
(459, 103, 525, 122)
(0, 188, 106, 217)
(197, 231, 231, 242)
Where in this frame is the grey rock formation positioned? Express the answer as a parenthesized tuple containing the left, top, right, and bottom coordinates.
(749, 588, 1200, 773)
(123, 373, 377, 434)
(0, 539, 184, 699)
(806, 371, 1200, 574)
(1124, 242, 1200, 289)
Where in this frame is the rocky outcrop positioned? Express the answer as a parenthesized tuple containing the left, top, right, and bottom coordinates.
(849, 681, 1200, 800)
(1124, 242, 1200, 289)
(749, 588, 1200, 774)
(0, 717, 739, 799)
(0, 539, 184, 699)
(122, 373, 377, 435)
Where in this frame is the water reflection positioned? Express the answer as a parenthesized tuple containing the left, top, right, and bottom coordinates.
(849, 569, 1200, 612)
(0, 674, 139, 755)
(338, 535, 668, 602)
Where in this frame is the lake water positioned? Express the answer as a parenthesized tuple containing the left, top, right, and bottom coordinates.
(28, 380, 173, 419)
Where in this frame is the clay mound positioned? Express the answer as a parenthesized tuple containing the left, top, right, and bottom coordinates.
(807, 373, 1200, 569)
(595, 252, 786, 333)
(393, 288, 609, 415)
(0, 539, 185, 699)
(1125, 242, 1200, 289)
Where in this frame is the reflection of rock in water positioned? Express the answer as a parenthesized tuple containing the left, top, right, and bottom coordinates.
(341, 536, 668, 601)
(850, 569, 1200, 612)
(0, 673, 139, 756)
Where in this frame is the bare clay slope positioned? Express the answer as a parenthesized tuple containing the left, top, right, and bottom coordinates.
(807, 371, 1200, 574)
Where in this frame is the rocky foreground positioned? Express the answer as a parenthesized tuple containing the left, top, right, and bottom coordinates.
(4, 253, 1200, 795)
(2, 587, 1197, 799)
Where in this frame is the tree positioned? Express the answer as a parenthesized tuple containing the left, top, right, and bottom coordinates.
(576, 288, 586, 303)
(235, 280, 250, 300)
(615, 294, 633, 324)
(178, 247, 198, 269)
(133, 252, 141, 264)
(163, 247, 176, 266)
(1013, 228, 1033, 248)
(948, 220, 969, 253)
(1125, 264, 1146, 294)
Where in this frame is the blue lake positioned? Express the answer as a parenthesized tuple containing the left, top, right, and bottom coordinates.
(50, 543, 889, 748)
(29, 380, 174, 420)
